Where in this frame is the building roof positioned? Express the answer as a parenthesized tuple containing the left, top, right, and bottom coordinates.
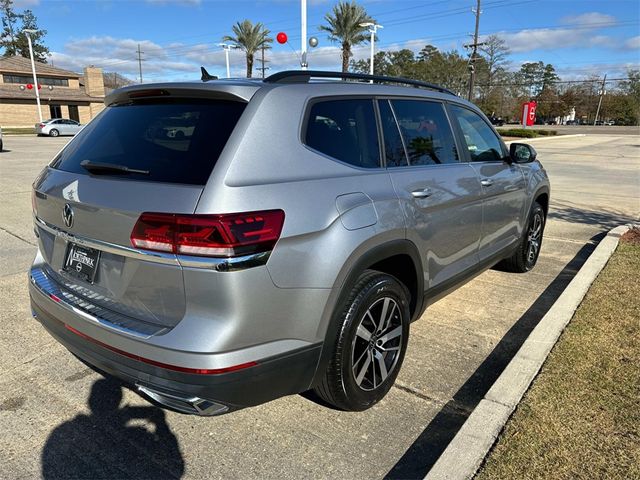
(0, 56, 79, 78)
(0, 84, 103, 103)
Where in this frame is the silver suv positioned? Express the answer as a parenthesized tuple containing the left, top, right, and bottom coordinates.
(30, 70, 549, 415)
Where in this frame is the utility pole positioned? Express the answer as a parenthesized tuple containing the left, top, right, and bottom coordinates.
(257, 45, 270, 79)
(360, 22, 383, 81)
(465, 0, 482, 101)
(137, 44, 144, 83)
(593, 73, 607, 126)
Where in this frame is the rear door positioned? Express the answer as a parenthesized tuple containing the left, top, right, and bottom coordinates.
(59, 119, 73, 135)
(381, 98, 483, 290)
(448, 104, 527, 261)
(33, 97, 247, 328)
(50, 120, 63, 134)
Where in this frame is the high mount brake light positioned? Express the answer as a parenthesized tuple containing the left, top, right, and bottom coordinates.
(128, 89, 170, 99)
(130, 210, 285, 258)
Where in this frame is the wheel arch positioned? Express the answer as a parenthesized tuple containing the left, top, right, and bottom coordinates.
(534, 189, 549, 216)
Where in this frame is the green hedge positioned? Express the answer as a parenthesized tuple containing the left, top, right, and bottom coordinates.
(498, 128, 558, 138)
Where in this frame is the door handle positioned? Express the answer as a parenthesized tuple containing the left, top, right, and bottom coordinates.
(481, 178, 494, 187)
(411, 188, 433, 199)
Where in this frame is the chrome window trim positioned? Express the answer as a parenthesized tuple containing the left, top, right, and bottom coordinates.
(34, 216, 271, 271)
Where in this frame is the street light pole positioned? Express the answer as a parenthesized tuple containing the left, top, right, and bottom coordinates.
(218, 43, 236, 78)
(360, 22, 383, 80)
(301, 0, 308, 69)
(23, 29, 43, 123)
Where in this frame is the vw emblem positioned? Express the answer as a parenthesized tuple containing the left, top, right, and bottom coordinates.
(62, 204, 74, 228)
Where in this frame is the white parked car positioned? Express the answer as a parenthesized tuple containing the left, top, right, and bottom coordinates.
(35, 119, 83, 137)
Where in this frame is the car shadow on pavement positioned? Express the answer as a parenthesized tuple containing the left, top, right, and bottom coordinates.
(548, 204, 638, 228)
(385, 232, 604, 479)
(41, 377, 185, 479)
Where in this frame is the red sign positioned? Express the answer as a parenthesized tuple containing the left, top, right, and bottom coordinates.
(521, 101, 537, 127)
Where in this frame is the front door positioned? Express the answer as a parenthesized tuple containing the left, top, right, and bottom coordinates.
(448, 104, 527, 261)
(380, 98, 483, 291)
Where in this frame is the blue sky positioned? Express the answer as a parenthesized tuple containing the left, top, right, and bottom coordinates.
(12, 0, 640, 82)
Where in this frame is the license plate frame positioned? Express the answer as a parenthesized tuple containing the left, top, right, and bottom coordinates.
(63, 243, 101, 284)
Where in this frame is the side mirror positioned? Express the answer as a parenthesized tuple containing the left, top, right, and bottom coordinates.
(510, 143, 537, 163)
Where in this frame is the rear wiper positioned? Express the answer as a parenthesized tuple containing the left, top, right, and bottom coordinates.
(80, 160, 150, 175)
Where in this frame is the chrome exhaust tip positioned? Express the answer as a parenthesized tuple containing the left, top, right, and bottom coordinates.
(136, 384, 229, 416)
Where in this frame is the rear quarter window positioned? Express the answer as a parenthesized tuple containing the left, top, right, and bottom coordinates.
(51, 99, 246, 185)
(304, 98, 381, 169)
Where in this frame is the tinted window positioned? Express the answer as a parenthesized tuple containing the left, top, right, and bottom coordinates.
(52, 99, 246, 185)
(450, 105, 505, 162)
(391, 100, 459, 166)
(3, 74, 69, 87)
(305, 99, 380, 168)
(378, 100, 408, 167)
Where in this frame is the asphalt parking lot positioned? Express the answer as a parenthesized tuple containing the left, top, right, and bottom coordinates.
(1, 133, 638, 479)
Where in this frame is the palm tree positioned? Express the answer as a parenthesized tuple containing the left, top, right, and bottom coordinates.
(223, 20, 272, 78)
(320, 1, 373, 73)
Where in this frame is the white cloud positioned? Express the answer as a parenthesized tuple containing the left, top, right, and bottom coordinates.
(145, 0, 201, 5)
(496, 28, 584, 52)
(555, 61, 639, 80)
(489, 11, 622, 54)
(493, 23, 628, 53)
(624, 35, 640, 50)
(561, 12, 616, 26)
(13, 0, 40, 7)
(48, 34, 442, 82)
(50, 36, 197, 81)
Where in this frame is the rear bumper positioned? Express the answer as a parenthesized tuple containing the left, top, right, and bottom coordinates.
(30, 285, 322, 415)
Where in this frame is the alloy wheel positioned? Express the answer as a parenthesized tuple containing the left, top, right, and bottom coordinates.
(351, 296, 403, 391)
(526, 211, 543, 264)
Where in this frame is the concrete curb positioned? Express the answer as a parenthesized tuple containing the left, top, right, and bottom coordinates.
(424, 224, 631, 480)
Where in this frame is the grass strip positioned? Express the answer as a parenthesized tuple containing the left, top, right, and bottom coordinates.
(475, 230, 640, 480)
(1, 127, 36, 135)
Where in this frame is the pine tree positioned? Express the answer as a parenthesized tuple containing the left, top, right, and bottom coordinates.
(0, 1, 49, 62)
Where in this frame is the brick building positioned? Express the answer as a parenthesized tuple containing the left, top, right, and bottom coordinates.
(0, 56, 105, 127)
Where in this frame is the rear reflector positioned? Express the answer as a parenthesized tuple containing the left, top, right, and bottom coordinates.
(64, 324, 258, 375)
(131, 210, 285, 258)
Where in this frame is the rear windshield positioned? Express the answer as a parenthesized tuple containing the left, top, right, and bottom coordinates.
(51, 99, 246, 185)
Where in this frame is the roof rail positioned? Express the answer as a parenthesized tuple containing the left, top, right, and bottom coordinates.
(264, 70, 456, 96)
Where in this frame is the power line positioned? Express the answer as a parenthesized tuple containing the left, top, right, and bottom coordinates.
(476, 77, 629, 87)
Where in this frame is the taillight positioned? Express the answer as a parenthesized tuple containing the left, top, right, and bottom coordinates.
(39, 123, 45, 128)
(130, 210, 285, 258)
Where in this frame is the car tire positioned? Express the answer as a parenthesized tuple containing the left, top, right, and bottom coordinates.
(49, 129, 59, 137)
(0, 140, 3, 152)
(500, 201, 546, 273)
(314, 269, 410, 411)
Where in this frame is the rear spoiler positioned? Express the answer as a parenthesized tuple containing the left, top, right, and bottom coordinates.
(105, 83, 259, 106)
